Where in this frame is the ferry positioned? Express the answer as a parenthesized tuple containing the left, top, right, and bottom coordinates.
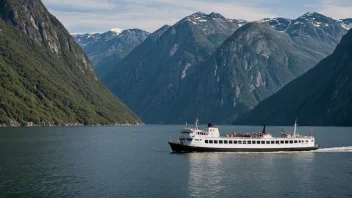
(168, 119, 319, 152)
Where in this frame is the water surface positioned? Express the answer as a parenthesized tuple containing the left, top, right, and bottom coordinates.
(0, 125, 351, 197)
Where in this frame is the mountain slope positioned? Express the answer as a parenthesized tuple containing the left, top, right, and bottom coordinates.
(95, 25, 170, 79)
(102, 12, 245, 123)
(73, 28, 150, 66)
(165, 22, 322, 124)
(0, 0, 140, 126)
(234, 29, 352, 126)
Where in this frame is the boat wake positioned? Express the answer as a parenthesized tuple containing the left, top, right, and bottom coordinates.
(315, 146, 352, 152)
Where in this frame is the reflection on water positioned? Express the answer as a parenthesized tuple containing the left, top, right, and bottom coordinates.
(187, 153, 223, 197)
(187, 152, 316, 197)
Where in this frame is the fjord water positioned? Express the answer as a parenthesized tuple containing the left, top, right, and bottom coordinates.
(1, 125, 352, 197)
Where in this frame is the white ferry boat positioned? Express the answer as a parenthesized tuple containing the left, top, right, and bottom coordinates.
(168, 119, 319, 152)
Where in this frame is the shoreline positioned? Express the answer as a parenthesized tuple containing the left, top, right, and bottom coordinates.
(0, 122, 145, 128)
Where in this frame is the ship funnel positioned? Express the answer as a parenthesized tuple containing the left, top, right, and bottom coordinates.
(262, 125, 266, 134)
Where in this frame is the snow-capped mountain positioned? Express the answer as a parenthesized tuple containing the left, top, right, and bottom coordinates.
(338, 18, 352, 30)
(261, 12, 352, 32)
(260, 12, 347, 59)
(72, 28, 150, 66)
(259, 17, 292, 31)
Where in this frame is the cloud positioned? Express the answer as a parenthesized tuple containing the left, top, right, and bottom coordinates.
(316, 0, 352, 19)
(319, 5, 352, 19)
(42, 0, 274, 33)
(43, 0, 115, 10)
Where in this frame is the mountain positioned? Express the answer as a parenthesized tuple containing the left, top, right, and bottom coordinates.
(234, 29, 352, 126)
(73, 28, 150, 66)
(338, 18, 352, 30)
(102, 12, 246, 123)
(261, 12, 348, 59)
(95, 25, 170, 79)
(164, 22, 323, 124)
(101, 12, 346, 124)
(0, 0, 140, 126)
(260, 17, 292, 32)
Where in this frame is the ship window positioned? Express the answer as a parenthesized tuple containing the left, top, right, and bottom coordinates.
(261, 141, 265, 144)
(209, 140, 213, 143)
(229, 140, 233, 144)
(205, 140, 208, 143)
(252, 141, 256, 144)
(294, 140, 297, 143)
(219, 140, 223, 144)
(243, 141, 247, 144)
(311, 140, 313, 142)
(257, 141, 261, 144)
(214, 140, 218, 144)
(271, 141, 275, 144)
(234, 141, 237, 144)
(285, 140, 288, 144)
(306, 140, 308, 142)
(238, 141, 242, 144)
(290, 140, 293, 144)
(276, 141, 279, 144)
(187, 138, 193, 141)
(247, 141, 251, 144)
(280, 140, 284, 144)
(266, 141, 270, 144)
(224, 140, 228, 144)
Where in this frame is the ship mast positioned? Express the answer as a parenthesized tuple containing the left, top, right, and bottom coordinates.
(293, 118, 297, 137)
(195, 115, 199, 130)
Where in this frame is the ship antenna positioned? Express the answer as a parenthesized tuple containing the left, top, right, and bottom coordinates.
(293, 118, 297, 137)
(195, 114, 199, 130)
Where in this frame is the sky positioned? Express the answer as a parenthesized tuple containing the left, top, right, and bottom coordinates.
(42, 0, 352, 34)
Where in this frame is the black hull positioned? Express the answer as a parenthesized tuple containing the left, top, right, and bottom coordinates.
(169, 142, 319, 153)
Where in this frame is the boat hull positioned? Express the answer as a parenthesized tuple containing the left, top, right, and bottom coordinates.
(169, 142, 319, 153)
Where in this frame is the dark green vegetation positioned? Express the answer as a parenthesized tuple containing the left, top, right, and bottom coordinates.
(0, 0, 140, 126)
(234, 29, 352, 126)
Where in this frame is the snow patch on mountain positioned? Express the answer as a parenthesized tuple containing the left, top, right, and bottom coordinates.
(170, 44, 179, 56)
(110, 28, 124, 34)
(181, 63, 191, 79)
(337, 19, 352, 30)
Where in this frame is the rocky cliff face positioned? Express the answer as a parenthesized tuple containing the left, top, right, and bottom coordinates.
(0, 0, 140, 125)
(73, 28, 150, 66)
(234, 29, 352, 126)
(0, 0, 95, 76)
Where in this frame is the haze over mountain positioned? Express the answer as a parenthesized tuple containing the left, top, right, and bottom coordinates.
(0, 0, 140, 126)
(234, 29, 352, 126)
